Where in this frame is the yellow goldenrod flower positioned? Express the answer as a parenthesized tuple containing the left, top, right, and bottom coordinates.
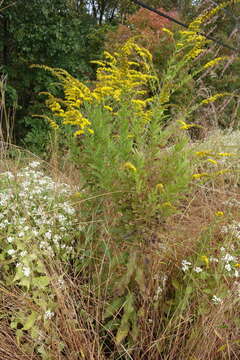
(156, 183, 164, 192)
(87, 128, 94, 134)
(176, 42, 184, 48)
(123, 162, 137, 172)
(33, 114, 59, 130)
(50, 121, 59, 129)
(201, 93, 230, 105)
(192, 173, 208, 179)
(131, 99, 146, 107)
(70, 192, 82, 200)
(203, 57, 229, 69)
(207, 158, 218, 165)
(103, 105, 113, 112)
(215, 211, 224, 217)
(235, 264, 240, 268)
(180, 30, 196, 36)
(103, 51, 116, 63)
(185, 48, 204, 61)
(200, 255, 209, 268)
(159, 85, 171, 104)
(127, 61, 140, 67)
(217, 152, 234, 157)
(90, 60, 106, 67)
(162, 28, 173, 36)
(74, 129, 84, 136)
(195, 150, 213, 157)
(178, 120, 199, 130)
(162, 201, 176, 210)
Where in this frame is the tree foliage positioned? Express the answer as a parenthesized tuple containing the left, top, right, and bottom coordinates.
(104, 6, 178, 75)
(0, 0, 107, 150)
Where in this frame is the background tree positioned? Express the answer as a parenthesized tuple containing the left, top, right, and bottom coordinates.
(0, 0, 107, 152)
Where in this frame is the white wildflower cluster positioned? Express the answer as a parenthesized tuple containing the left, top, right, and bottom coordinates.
(209, 256, 219, 263)
(181, 260, 192, 272)
(221, 221, 240, 240)
(219, 247, 240, 278)
(181, 244, 240, 289)
(0, 161, 80, 282)
(44, 310, 54, 320)
(212, 295, 222, 305)
(181, 261, 203, 273)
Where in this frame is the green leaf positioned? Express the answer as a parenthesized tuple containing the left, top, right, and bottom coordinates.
(172, 279, 181, 290)
(115, 293, 135, 345)
(203, 288, 212, 295)
(105, 318, 121, 331)
(13, 267, 24, 282)
(114, 252, 137, 295)
(33, 276, 50, 288)
(23, 311, 38, 330)
(103, 296, 125, 320)
(185, 285, 193, 296)
(115, 320, 130, 345)
(130, 311, 138, 341)
(36, 260, 45, 273)
(16, 329, 23, 345)
(19, 277, 31, 289)
(135, 267, 146, 297)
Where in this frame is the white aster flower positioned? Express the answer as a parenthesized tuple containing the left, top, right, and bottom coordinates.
(2, 171, 14, 179)
(225, 263, 232, 272)
(194, 267, 203, 273)
(7, 236, 14, 243)
(212, 295, 222, 304)
(57, 278, 65, 289)
(7, 249, 16, 256)
(181, 260, 191, 272)
(222, 253, 236, 262)
(23, 266, 31, 277)
(45, 231, 52, 240)
(234, 270, 240, 278)
(44, 310, 54, 320)
(29, 161, 41, 168)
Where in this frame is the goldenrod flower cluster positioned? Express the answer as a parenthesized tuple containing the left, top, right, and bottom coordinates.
(32, 40, 157, 135)
(192, 147, 236, 180)
(201, 92, 231, 105)
(32, 66, 93, 135)
(178, 2, 230, 61)
(123, 161, 137, 172)
(178, 120, 201, 130)
(215, 211, 224, 217)
(189, 2, 229, 33)
(203, 56, 229, 69)
(91, 40, 157, 124)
